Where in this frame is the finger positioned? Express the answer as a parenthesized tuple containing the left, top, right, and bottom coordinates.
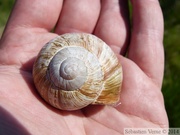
(94, 0, 130, 54)
(55, 0, 101, 34)
(128, 0, 164, 87)
(0, 0, 64, 70)
(3, 0, 63, 34)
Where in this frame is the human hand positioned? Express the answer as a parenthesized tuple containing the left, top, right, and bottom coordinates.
(0, 0, 168, 134)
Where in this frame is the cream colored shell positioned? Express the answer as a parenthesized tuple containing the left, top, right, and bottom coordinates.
(33, 33, 123, 111)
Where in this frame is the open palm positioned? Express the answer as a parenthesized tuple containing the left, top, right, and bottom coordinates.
(0, 0, 168, 134)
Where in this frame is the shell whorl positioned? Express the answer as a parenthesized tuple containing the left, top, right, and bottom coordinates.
(33, 33, 122, 110)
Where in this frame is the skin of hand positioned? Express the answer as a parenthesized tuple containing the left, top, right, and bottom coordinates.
(0, 0, 168, 135)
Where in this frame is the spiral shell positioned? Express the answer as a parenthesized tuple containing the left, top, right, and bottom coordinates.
(33, 33, 122, 111)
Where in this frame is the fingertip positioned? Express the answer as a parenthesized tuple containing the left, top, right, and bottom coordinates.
(3, 0, 63, 33)
(54, 0, 101, 34)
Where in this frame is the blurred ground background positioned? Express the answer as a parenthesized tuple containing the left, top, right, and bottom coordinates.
(0, 0, 179, 127)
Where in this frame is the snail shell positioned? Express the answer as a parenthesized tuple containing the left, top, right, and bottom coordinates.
(33, 33, 123, 111)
